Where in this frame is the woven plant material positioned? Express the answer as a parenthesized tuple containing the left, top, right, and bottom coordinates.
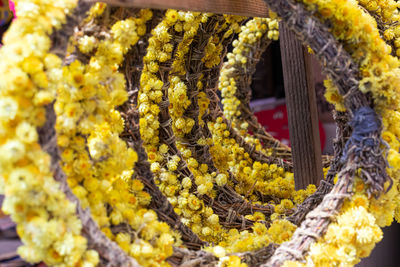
(287, 111, 351, 226)
(261, 0, 391, 264)
(169, 15, 279, 220)
(39, 105, 139, 267)
(118, 30, 206, 249)
(134, 13, 268, 233)
(38, 3, 141, 266)
(216, 33, 295, 169)
(1, 0, 398, 266)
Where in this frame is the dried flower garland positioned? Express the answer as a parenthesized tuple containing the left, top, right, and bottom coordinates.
(0, 0, 400, 266)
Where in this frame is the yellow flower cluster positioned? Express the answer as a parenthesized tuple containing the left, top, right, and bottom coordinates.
(174, 143, 229, 241)
(305, 0, 400, 215)
(349, 176, 399, 227)
(217, 223, 272, 253)
(201, 15, 244, 69)
(219, 17, 279, 149)
(202, 35, 224, 69)
(169, 77, 195, 137)
(139, 10, 177, 148)
(303, 0, 400, 236)
(56, 6, 178, 266)
(0, 0, 101, 266)
(220, 18, 272, 121)
(209, 17, 317, 210)
(266, 219, 297, 244)
(305, 0, 400, 103)
(139, 10, 228, 243)
(205, 220, 295, 264)
(218, 255, 248, 267)
(281, 0, 400, 254)
(177, 15, 304, 249)
(323, 78, 346, 112)
(283, 192, 384, 267)
(358, 0, 400, 56)
(208, 118, 315, 204)
(170, 12, 208, 75)
(198, 90, 210, 126)
(6, 0, 400, 265)
(165, 14, 275, 243)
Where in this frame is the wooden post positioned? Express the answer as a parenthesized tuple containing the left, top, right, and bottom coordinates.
(279, 23, 323, 190)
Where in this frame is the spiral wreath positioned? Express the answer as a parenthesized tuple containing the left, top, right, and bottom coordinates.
(1, 0, 400, 266)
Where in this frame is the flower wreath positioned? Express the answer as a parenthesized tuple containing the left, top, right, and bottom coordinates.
(0, 0, 399, 266)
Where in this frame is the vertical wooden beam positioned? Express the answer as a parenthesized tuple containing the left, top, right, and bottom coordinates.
(279, 23, 323, 190)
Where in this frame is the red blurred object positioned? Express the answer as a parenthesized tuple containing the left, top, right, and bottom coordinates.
(254, 102, 326, 150)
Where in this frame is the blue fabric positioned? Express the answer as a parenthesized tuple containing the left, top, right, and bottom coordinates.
(341, 107, 380, 161)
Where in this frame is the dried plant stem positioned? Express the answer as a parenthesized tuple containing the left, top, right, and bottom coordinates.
(168, 247, 218, 267)
(168, 240, 279, 267)
(242, 113, 331, 169)
(179, 15, 224, 173)
(267, 119, 386, 266)
(207, 83, 292, 171)
(236, 244, 279, 266)
(50, 1, 92, 58)
(227, 26, 331, 168)
(64, 5, 137, 65)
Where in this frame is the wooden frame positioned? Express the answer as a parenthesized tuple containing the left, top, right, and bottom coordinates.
(86, 0, 269, 17)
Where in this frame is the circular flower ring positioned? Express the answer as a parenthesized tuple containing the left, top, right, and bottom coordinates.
(0, 0, 399, 266)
